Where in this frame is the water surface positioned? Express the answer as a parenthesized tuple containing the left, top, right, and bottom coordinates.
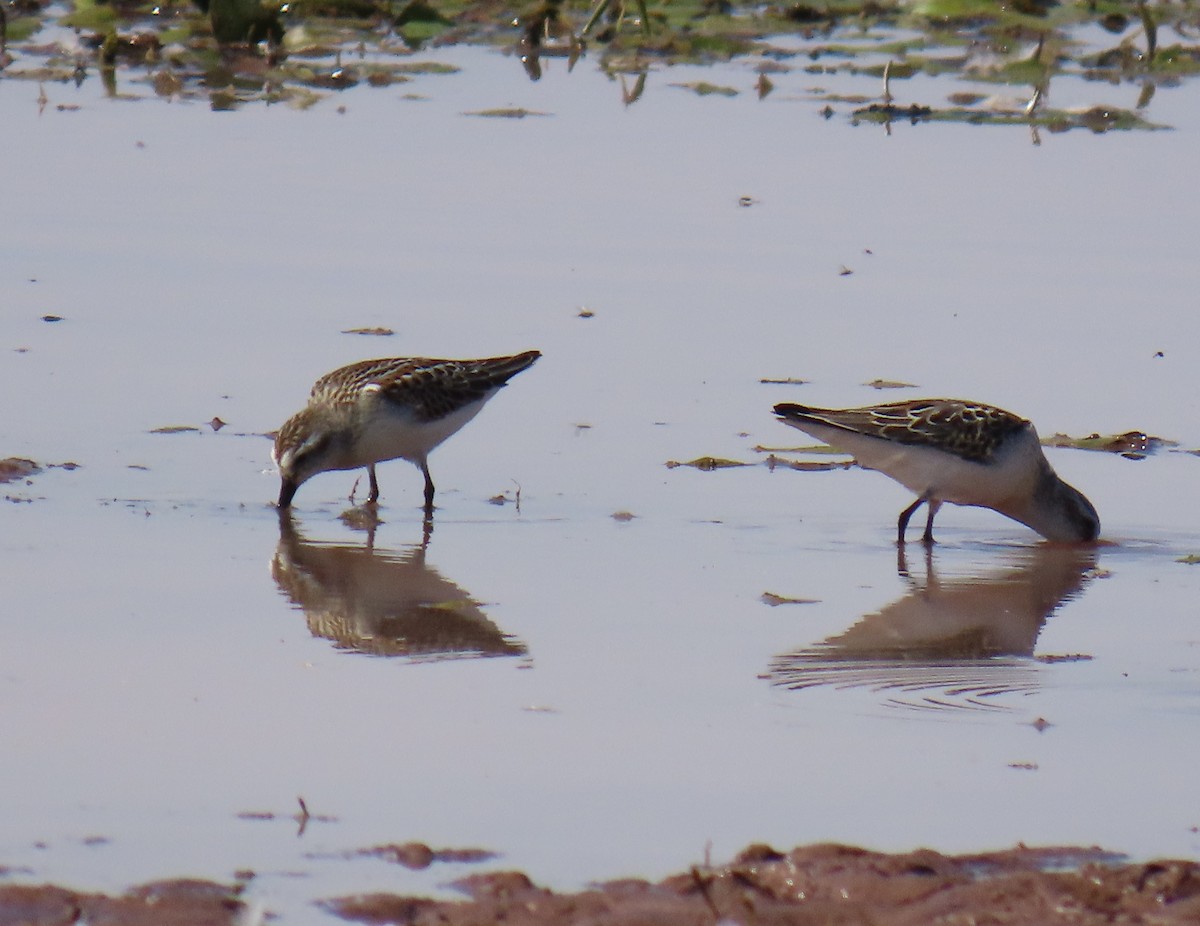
(3, 23, 1200, 923)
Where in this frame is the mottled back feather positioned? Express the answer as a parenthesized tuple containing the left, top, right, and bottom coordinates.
(776, 400, 1029, 463)
(310, 351, 541, 423)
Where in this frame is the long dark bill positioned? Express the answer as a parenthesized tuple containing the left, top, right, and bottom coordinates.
(278, 478, 299, 509)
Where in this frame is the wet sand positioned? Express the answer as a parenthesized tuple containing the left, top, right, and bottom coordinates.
(6, 841, 1200, 924)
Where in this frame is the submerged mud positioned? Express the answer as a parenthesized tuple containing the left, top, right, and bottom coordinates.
(0, 878, 246, 925)
(319, 843, 1200, 925)
(4, 843, 1200, 923)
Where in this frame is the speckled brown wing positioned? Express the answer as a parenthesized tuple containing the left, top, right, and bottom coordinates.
(315, 352, 541, 423)
(309, 357, 423, 404)
(778, 400, 1029, 463)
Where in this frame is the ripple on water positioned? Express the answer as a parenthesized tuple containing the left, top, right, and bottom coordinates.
(770, 653, 1042, 714)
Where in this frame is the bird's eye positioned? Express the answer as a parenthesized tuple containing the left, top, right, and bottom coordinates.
(284, 435, 328, 474)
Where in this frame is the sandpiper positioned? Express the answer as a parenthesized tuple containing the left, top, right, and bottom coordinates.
(774, 399, 1100, 544)
(274, 351, 540, 510)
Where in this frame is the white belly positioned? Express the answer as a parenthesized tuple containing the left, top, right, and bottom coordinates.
(348, 395, 491, 468)
(789, 420, 1041, 509)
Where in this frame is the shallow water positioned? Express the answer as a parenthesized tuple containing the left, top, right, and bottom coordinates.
(3, 24, 1200, 924)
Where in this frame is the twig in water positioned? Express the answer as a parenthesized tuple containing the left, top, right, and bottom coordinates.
(295, 796, 311, 837)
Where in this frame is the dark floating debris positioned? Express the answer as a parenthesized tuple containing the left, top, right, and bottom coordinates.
(342, 327, 395, 336)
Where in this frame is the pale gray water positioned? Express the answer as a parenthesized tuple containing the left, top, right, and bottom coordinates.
(3, 29, 1199, 924)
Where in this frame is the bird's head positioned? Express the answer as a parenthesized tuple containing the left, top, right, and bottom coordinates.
(273, 406, 346, 508)
(1022, 471, 1101, 544)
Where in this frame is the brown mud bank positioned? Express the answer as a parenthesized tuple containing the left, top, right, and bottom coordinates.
(8, 842, 1199, 925)
(324, 843, 1200, 925)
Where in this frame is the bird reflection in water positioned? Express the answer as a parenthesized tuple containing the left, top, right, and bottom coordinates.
(272, 513, 526, 661)
(770, 544, 1100, 712)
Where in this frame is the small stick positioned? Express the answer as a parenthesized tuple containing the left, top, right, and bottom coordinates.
(295, 796, 311, 837)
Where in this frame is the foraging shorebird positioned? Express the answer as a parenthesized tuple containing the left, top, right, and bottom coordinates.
(774, 399, 1100, 544)
(274, 351, 540, 510)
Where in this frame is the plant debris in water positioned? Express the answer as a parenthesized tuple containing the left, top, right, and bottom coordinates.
(342, 326, 396, 336)
(1043, 429, 1176, 458)
(761, 591, 820, 606)
(1, 0, 1195, 125)
(665, 456, 748, 470)
(463, 107, 551, 118)
(763, 453, 853, 472)
(346, 842, 497, 869)
(149, 425, 203, 434)
(0, 457, 43, 482)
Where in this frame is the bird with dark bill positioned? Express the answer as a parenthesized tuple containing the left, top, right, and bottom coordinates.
(274, 351, 540, 511)
(774, 399, 1100, 544)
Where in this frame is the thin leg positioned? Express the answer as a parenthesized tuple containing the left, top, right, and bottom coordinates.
(420, 459, 435, 515)
(922, 500, 941, 546)
(367, 465, 380, 503)
(897, 497, 925, 545)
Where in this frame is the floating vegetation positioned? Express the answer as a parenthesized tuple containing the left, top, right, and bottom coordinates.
(763, 454, 853, 472)
(149, 425, 203, 434)
(761, 591, 820, 606)
(463, 107, 551, 118)
(665, 456, 749, 470)
(1, 0, 1197, 124)
(1043, 430, 1176, 458)
(670, 80, 738, 96)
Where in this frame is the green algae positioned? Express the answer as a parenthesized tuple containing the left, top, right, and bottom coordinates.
(3, 0, 1198, 125)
